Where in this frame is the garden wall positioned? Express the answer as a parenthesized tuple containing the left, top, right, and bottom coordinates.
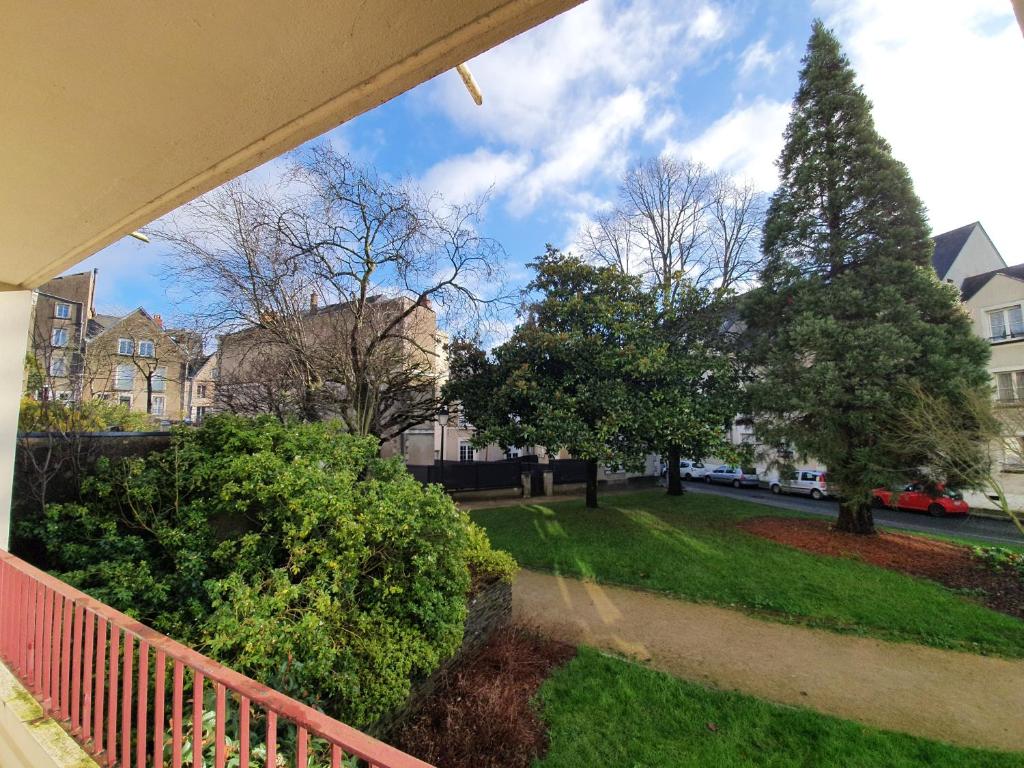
(375, 576, 512, 737)
(12, 432, 172, 546)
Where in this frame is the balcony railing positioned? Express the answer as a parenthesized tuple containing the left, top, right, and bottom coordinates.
(0, 550, 432, 768)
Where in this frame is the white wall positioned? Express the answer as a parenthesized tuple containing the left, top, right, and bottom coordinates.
(944, 226, 1006, 288)
(0, 291, 32, 550)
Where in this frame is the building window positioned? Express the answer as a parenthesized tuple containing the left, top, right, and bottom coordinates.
(196, 384, 207, 398)
(152, 366, 168, 392)
(118, 338, 134, 355)
(459, 440, 476, 463)
(138, 339, 155, 357)
(118, 394, 132, 407)
(51, 328, 68, 347)
(152, 396, 166, 416)
(49, 357, 67, 377)
(506, 446, 522, 459)
(114, 364, 135, 390)
(995, 371, 1024, 403)
(988, 305, 1024, 341)
(194, 405, 207, 424)
(54, 303, 70, 319)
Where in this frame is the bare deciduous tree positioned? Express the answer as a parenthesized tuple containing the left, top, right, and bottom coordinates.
(151, 146, 509, 442)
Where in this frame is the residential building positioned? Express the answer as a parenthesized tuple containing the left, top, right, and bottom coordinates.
(185, 352, 218, 424)
(217, 294, 441, 462)
(81, 308, 188, 420)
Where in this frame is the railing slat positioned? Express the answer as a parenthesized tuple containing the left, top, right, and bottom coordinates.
(267, 710, 277, 768)
(121, 632, 133, 768)
(33, 580, 45, 695)
(193, 671, 204, 768)
(240, 695, 250, 768)
(137, 640, 149, 768)
(71, 603, 84, 732)
(50, 592, 62, 709)
(106, 624, 119, 767)
(93, 616, 107, 756)
(154, 649, 166, 768)
(297, 726, 308, 768)
(82, 609, 95, 742)
(41, 586, 53, 700)
(215, 683, 226, 768)
(60, 595, 73, 719)
(172, 660, 184, 768)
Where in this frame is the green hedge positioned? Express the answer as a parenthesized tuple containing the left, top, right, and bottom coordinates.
(20, 414, 514, 727)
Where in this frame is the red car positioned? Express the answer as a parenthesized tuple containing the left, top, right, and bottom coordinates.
(871, 483, 969, 517)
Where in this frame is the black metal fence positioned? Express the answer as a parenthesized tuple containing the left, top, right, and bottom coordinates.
(407, 460, 526, 492)
(551, 459, 589, 485)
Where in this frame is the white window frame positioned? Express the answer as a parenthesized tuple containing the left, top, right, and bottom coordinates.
(114, 364, 135, 391)
(138, 339, 155, 357)
(987, 304, 1024, 341)
(196, 384, 207, 398)
(152, 395, 166, 416)
(118, 338, 134, 355)
(459, 440, 476, 463)
(117, 394, 132, 407)
(49, 357, 67, 377)
(152, 366, 168, 392)
(54, 303, 70, 319)
(51, 328, 68, 347)
(995, 370, 1024, 403)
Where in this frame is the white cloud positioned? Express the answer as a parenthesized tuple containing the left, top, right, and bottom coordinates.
(419, 149, 530, 204)
(689, 5, 726, 42)
(815, 0, 1024, 259)
(667, 98, 790, 191)
(739, 39, 782, 78)
(422, 0, 731, 217)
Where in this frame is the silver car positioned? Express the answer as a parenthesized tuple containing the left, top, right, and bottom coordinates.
(770, 469, 830, 500)
(706, 465, 760, 488)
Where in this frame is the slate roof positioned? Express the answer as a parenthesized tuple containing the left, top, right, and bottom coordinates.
(931, 222, 978, 280)
(960, 264, 1024, 302)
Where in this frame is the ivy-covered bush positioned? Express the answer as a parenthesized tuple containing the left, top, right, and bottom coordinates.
(21, 415, 515, 727)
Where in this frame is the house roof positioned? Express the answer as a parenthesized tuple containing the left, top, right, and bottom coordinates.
(960, 264, 1024, 302)
(931, 222, 978, 280)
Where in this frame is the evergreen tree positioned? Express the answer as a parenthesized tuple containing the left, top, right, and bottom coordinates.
(743, 21, 990, 533)
(445, 247, 653, 508)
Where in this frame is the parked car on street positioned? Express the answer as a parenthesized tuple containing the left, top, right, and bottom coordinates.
(661, 459, 708, 480)
(871, 483, 969, 517)
(770, 469, 831, 500)
(706, 465, 760, 488)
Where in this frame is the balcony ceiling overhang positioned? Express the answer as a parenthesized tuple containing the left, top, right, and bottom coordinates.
(0, 0, 581, 290)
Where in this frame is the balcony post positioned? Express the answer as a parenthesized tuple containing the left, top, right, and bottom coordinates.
(0, 291, 33, 551)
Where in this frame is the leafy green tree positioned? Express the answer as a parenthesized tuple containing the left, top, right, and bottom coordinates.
(743, 21, 990, 533)
(446, 248, 653, 508)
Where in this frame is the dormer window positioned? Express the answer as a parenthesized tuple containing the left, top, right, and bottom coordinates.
(988, 305, 1024, 341)
(138, 340, 155, 357)
(54, 303, 70, 319)
(118, 338, 134, 355)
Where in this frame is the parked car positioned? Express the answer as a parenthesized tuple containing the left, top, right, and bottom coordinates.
(871, 483, 969, 517)
(706, 465, 760, 488)
(661, 459, 708, 480)
(770, 469, 830, 500)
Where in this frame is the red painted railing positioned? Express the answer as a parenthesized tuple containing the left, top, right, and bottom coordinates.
(0, 551, 433, 768)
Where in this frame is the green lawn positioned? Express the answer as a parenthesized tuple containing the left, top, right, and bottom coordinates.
(535, 648, 1024, 767)
(471, 491, 1024, 657)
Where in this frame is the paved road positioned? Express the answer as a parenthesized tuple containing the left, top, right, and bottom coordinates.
(683, 481, 1024, 546)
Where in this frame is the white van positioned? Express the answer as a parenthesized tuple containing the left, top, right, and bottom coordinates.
(769, 469, 830, 500)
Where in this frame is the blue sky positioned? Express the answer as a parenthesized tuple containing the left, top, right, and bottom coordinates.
(74, 0, 1023, 326)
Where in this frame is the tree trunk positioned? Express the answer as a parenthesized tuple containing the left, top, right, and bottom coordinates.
(835, 496, 875, 534)
(665, 444, 683, 496)
(585, 459, 599, 509)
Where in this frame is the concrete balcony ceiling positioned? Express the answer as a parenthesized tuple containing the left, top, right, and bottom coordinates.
(0, 0, 581, 290)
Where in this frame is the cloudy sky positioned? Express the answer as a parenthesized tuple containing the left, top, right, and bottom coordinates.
(76, 0, 1023, 321)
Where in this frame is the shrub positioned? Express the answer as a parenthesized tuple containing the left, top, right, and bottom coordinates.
(24, 414, 514, 728)
(19, 396, 155, 432)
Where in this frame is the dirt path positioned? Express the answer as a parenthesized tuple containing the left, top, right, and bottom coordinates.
(513, 569, 1024, 752)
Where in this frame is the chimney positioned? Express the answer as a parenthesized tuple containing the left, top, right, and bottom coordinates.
(310, 293, 318, 312)
(153, 313, 163, 328)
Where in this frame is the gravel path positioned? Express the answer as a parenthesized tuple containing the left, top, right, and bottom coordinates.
(513, 569, 1024, 752)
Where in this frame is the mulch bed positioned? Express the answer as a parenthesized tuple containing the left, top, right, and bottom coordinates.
(392, 625, 576, 768)
(738, 516, 1024, 620)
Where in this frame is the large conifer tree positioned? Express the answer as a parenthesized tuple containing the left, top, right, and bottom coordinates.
(744, 21, 990, 533)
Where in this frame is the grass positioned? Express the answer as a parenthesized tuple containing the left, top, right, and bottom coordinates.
(472, 491, 1024, 657)
(534, 647, 1024, 767)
